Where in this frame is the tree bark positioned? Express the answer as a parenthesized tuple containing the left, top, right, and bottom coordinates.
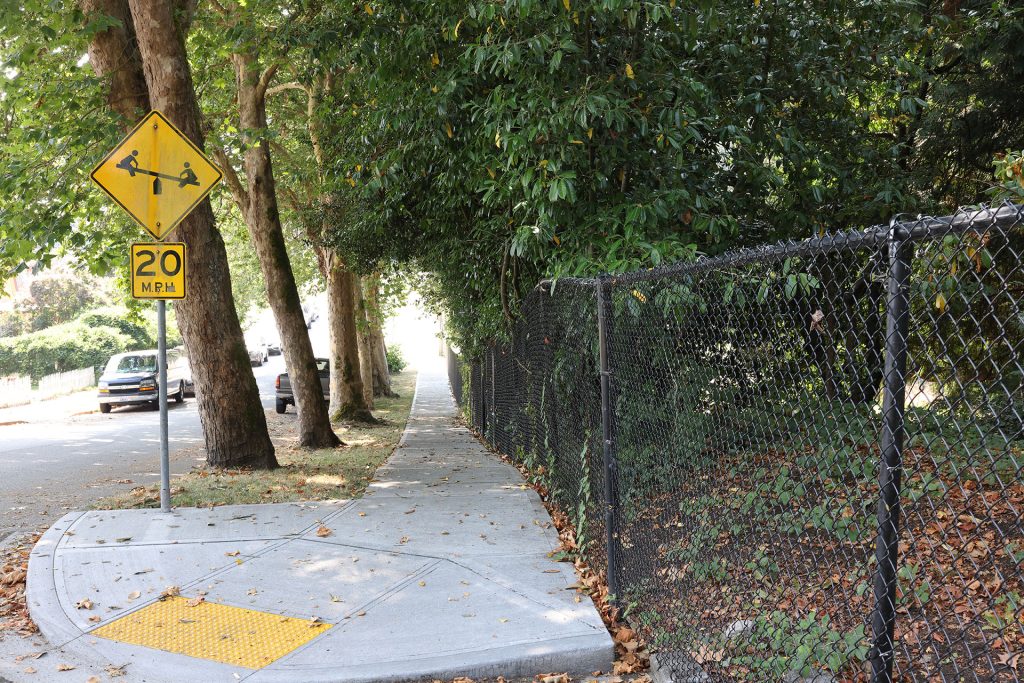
(290, 76, 371, 423)
(353, 276, 375, 409)
(81, 0, 149, 121)
(125, 0, 276, 468)
(229, 51, 340, 448)
(364, 274, 397, 397)
(326, 253, 375, 423)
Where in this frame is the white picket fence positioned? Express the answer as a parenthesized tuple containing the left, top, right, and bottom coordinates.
(37, 366, 96, 399)
(0, 375, 32, 409)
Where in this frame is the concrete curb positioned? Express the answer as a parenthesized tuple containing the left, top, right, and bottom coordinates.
(24, 512, 85, 646)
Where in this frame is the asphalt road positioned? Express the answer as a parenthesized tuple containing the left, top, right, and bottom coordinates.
(0, 354, 286, 539)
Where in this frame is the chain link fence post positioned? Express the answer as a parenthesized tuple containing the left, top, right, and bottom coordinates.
(489, 346, 497, 445)
(869, 220, 913, 683)
(596, 275, 621, 602)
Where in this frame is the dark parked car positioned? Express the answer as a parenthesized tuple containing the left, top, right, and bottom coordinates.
(267, 335, 282, 356)
(274, 358, 329, 414)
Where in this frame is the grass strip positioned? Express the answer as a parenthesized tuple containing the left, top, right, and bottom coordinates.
(95, 371, 417, 510)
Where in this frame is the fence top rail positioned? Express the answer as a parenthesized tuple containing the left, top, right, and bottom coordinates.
(897, 201, 1022, 240)
(605, 201, 1022, 285)
(535, 276, 598, 292)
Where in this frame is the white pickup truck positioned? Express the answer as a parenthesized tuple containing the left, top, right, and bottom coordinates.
(97, 349, 193, 413)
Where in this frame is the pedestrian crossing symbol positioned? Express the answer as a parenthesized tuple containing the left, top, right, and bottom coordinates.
(91, 110, 222, 241)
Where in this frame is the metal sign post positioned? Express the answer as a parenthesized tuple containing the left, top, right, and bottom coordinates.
(91, 109, 221, 515)
(129, 242, 187, 513)
(157, 300, 170, 512)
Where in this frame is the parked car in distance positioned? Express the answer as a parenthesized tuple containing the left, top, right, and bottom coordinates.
(245, 333, 269, 366)
(98, 349, 193, 414)
(274, 358, 329, 414)
(266, 334, 282, 356)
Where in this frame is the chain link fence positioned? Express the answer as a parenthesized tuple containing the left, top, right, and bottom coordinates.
(457, 203, 1024, 682)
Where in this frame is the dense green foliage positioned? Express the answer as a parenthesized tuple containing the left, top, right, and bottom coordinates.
(0, 303, 185, 380)
(0, 319, 130, 381)
(310, 0, 1024, 353)
(76, 308, 154, 349)
(0, 3, 138, 276)
(1, 0, 1022, 358)
(0, 1, 323, 325)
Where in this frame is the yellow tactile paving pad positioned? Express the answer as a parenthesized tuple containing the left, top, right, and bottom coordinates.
(92, 596, 332, 669)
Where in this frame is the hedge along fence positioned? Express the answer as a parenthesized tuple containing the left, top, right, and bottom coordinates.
(37, 366, 96, 399)
(76, 309, 157, 349)
(0, 321, 133, 382)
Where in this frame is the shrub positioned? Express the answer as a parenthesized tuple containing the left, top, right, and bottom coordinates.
(386, 344, 407, 374)
(78, 308, 154, 349)
(0, 309, 30, 337)
(0, 321, 133, 381)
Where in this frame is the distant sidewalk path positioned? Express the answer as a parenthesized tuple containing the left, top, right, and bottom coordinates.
(0, 388, 97, 425)
(25, 365, 613, 682)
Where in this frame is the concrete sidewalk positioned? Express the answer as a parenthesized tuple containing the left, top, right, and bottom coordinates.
(23, 367, 613, 682)
(0, 388, 97, 426)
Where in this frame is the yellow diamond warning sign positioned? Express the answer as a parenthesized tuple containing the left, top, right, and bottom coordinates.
(92, 110, 222, 240)
(131, 243, 186, 300)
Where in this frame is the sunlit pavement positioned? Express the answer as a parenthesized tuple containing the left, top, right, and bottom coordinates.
(22, 365, 612, 682)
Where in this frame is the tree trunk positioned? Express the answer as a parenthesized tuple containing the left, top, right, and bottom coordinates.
(81, 0, 149, 121)
(126, 0, 276, 468)
(326, 253, 375, 423)
(353, 276, 375, 409)
(372, 334, 393, 395)
(230, 51, 339, 449)
(364, 275, 397, 397)
(291, 79, 370, 424)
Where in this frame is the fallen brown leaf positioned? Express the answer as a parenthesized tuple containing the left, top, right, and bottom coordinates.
(316, 525, 332, 537)
(536, 674, 569, 683)
(613, 626, 636, 644)
(1, 568, 26, 586)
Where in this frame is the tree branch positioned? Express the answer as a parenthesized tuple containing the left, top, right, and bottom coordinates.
(208, 0, 230, 16)
(266, 81, 307, 98)
(211, 146, 249, 213)
(255, 63, 279, 100)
